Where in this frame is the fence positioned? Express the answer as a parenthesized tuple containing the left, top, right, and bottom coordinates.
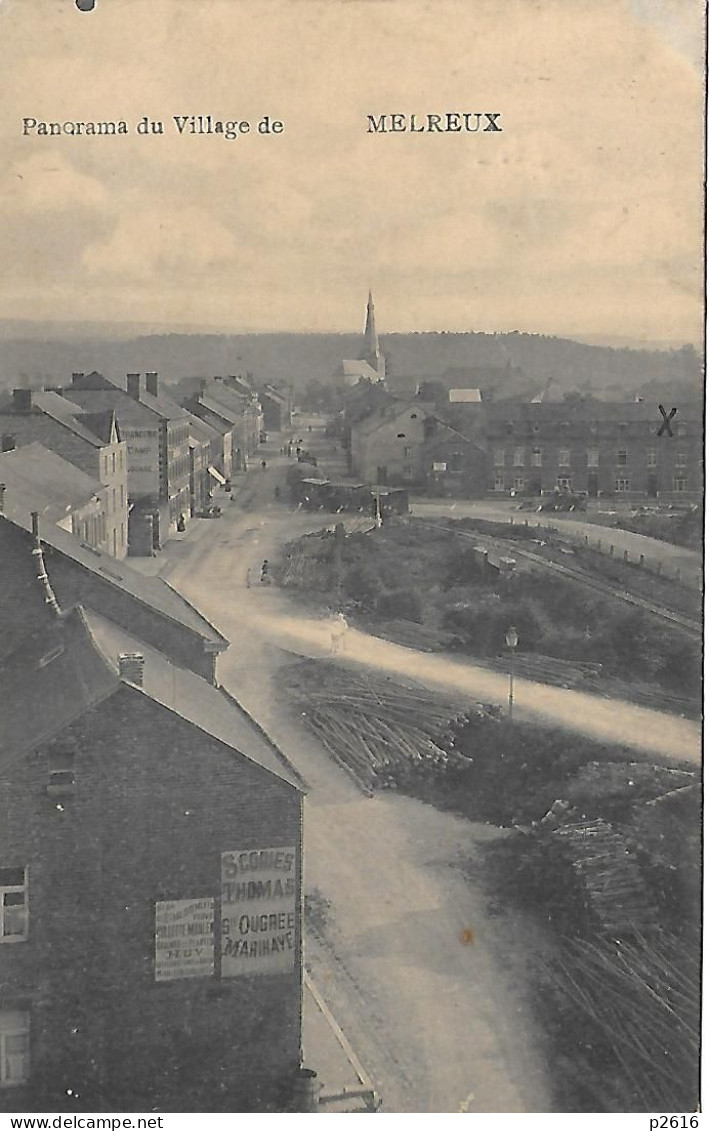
(510, 516, 702, 591)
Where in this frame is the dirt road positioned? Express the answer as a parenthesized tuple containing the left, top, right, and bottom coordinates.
(411, 498, 702, 587)
(163, 451, 553, 1112)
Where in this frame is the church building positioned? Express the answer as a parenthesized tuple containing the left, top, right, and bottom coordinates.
(340, 292, 387, 386)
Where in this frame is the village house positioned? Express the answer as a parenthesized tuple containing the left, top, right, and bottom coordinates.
(0, 606, 304, 1112)
(183, 377, 262, 474)
(185, 413, 224, 515)
(0, 485, 227, 681)
(258, 384, 292, 433)
(349, 399, 436, 485)
(0, 444, 116, 558)
(423, 424, 487, 497)
(0, 389, 128, 559)
(206, 377, 262, 460)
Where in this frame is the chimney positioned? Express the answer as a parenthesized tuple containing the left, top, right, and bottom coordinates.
(71, 372, 85, 385)
(126, 373, 141, 401)
(145, 372, 159, 398)
(12, 388, 32, 413)
(118, 652, 145, 687)
(1, 435, 16, 453)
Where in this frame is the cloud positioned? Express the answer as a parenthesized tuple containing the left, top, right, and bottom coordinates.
(83, 207, 243, 280)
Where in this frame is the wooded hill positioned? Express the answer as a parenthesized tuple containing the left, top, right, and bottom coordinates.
(0, 327, 700, 401)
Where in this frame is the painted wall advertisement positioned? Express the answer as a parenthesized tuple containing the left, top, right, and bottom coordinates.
(221, 846, 297, 977)
(155, 898, 215, 981)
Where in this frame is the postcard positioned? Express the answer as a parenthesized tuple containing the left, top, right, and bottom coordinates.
(0, 0, 703, 1118)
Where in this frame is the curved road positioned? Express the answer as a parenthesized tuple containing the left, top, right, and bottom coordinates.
(157, 439, 698, 1113)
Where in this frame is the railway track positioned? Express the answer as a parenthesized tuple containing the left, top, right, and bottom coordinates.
(415, 519, 702, 637)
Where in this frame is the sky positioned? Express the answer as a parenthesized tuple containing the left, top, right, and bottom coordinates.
(0, 0, 704, 343)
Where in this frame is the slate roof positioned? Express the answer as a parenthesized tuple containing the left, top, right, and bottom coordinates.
(197, 394, 245, 428)
(0, 497, 227, 652)
(0, 443, 104, 522)
(0, 609, 120, 763)
(32, 392, 118, 446)
(0, 608, 303, 792)
(184, 412, 220, 448)
(62, 388, 160, 428)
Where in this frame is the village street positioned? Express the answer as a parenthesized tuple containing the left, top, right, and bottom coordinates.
(149, 430, 700, 1112)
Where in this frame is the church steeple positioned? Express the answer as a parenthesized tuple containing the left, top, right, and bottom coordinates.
(360, 290, 385, 381)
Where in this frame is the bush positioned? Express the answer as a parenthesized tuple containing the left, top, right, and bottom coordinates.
(376, 587, 424, 623)
(343, 562, 383, 609)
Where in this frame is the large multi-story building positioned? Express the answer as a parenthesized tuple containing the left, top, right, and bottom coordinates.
(0, 605, 304, 1112)
(0, 389, 128, 558)
(62, 372, 192, 553)
(483, 400, 702, 499)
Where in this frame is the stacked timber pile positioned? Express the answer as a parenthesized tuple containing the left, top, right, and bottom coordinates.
(279, 660, 478, 794)
(539, 934, 699, 1111)
(549, 817, 658, 935)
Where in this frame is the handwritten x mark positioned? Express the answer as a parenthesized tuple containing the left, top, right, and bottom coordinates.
(657, 405, 677, 438)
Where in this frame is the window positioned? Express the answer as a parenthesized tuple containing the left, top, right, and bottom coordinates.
(615, 478, 630, 492)
(48, 747, 75, 793)
(120, 485, 125, 507)
(557, 476, 572, 490)
(111, 452, 116, 474)
(494, 448, 505, 467)
(410, 413, 418, 420)
(673, 476, 687, 492)
(617, 450, 627, 467)
(396, 433, 406, 439)
(675, 451, 687, 467)
(532, 448, 542, 467)
(513, 447, 525, 466)
(0, 1011, 29, 1088)
(587, 448, 599, 467)
(513, 476, 525, 490)
(494, 473, 505, 491)
(505, 420, 515, 435)
(0, 869, 28, 942)
(558, 449, 570, 466)
(403, 446, 411, 458)
(403, 465, 414, 478)
(618, 422, 628, 434)
(112, 489, 116, 513)
(120, 523, 125, 547)
(647, 449, 657, 468)
(450, 451, 463, 473)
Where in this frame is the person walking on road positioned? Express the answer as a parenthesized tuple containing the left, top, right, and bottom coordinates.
(329, 611, 348, 656)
